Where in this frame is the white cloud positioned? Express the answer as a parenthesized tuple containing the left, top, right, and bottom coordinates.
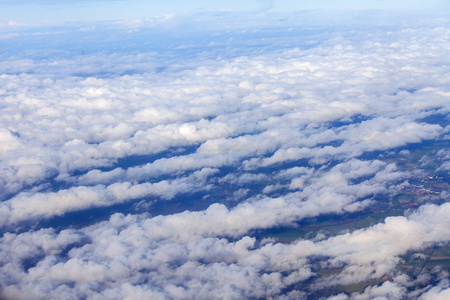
(1, 11, 450, 299)
(419, 282, 450, 300)
(1, 202, 450, 299)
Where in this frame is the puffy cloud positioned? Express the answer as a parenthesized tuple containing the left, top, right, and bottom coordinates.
(330, 281, 407, 300)
(0, 168, 219, 228)
(419, 282, 450, 300)
(0, 128, 23, 155)
(1, 10, 450, 300)
(1, 201, 450, 299)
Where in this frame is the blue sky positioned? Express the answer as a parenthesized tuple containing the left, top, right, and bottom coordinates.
(0, 0, 448, 26)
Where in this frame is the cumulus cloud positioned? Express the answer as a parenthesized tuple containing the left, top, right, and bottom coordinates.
(419, 282, 450, 300)
(0, 168, 219, 228)
(1, 9, 450, 299)
(1, 201, 450, 299)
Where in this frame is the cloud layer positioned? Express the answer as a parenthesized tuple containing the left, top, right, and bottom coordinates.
(1, 12, 450, 299)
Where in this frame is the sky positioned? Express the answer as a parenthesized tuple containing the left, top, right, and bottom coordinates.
(1, 1, 450, 300)
(0, 0, 449, 25)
